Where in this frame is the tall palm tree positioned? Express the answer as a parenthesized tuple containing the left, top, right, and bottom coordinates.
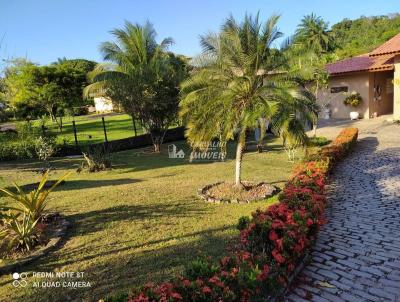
(180, 14, 314, 186)
(295, 13, 335, 54)
(84, 21, 185, 152)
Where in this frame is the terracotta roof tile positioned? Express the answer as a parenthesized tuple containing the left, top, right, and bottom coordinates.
(370, 33, 400, 57)
(326, 53, 394, 75)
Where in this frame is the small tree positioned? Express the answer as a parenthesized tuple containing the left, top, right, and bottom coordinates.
(85, 22, 188, 152)
(181, 14, 314, 186)
(35, 136, 56, 171)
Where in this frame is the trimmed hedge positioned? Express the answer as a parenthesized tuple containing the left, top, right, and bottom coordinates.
(123, 128, 359, 302)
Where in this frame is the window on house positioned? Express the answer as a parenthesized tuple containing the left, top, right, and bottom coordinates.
(330, 86, 348, 93)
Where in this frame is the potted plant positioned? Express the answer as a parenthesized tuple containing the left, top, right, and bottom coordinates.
(343, 92, 363, 120)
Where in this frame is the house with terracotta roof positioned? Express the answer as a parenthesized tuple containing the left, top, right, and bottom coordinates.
(321, 33, 400, 119)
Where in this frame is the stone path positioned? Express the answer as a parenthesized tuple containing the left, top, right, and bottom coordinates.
(286, 122, 400, 301)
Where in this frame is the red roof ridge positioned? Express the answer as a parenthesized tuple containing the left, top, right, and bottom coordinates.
(370, 32, 400, 57)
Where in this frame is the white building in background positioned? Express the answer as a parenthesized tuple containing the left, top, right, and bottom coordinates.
(94, 96, 114, 113)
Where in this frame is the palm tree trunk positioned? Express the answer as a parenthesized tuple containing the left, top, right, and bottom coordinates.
(235, 131, 245, 186)
(313, 123, 317, 137)
(312, 115, 318, 137)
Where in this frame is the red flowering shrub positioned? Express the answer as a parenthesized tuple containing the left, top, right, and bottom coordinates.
(127, 128, 358, 302)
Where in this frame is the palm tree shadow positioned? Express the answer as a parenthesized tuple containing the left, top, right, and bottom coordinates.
(4, 178, 142, 193)
(7, 224, 236, 302)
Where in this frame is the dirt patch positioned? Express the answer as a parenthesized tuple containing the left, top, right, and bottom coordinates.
(199, 181, 278, 203)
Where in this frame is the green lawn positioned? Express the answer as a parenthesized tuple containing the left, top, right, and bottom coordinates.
(0, 137, 298, 302)
(43, 113, 146, 146)
(0, 113, 148, 147)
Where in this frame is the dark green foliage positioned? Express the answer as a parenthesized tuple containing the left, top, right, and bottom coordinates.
(104, 292, 129, 302)
(82, 144, 112, 172)
(237, 216, 251, 230)
(3, 58, 96, 122)
(184, 257, 220, 280)
(295, 13, 336, 54)
(343, 92, 363, 107)
(308, 136, 331, 147)
(331, 14, 400, 58)
(0, 122, 39, 161)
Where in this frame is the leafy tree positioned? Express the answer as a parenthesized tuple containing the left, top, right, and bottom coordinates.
(85, 21, 188, 152)
(180, 14, 315, 186)
(53, 58, 96, 74)
(3, 59, 45, 119)
(331, 14, 400, 58)
(4, 58, 96, 127)
(52, 58, 97, 111)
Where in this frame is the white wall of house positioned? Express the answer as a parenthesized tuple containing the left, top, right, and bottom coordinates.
(318, 72, 370, 119)
(94, 97, 114, 113)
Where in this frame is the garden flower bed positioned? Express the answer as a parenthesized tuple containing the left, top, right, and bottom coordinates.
(198, 181, 278, 203)
(113, 128, 359, 302)
(0, 213, 70, 275)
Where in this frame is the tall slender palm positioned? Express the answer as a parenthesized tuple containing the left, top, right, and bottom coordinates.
(180, 14, 314, 186)
(295, 13, 335, 54)
(84, 21, 184, 152)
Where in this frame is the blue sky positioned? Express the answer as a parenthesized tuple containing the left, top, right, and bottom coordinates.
(1, 0, 399, 65)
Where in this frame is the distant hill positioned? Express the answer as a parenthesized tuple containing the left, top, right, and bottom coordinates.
(331, 13, 400, 59)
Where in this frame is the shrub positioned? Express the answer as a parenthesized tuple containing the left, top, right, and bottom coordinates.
(308, 136, 330, 147)
(0, 212, 40, 252)
(237, 216, 251, 231)
(0, 109, 8, 123)
(0, 171, 70, 255)
(0, 140, 35, 161)
(35, 136, 57, 170)
(125, 127, 359, 302)
(0, 121, 39, 161)
(82, 144, 112, 172)
(343, 92, 362, 107)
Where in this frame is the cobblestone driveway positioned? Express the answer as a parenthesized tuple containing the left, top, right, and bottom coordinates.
(286, 122, 400, 301)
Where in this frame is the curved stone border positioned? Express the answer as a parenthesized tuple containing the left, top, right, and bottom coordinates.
(198, 181, 279, 204)
(0, 215, 70, 275)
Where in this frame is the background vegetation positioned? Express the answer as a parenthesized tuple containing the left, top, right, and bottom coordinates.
(331, 13, 400, 59)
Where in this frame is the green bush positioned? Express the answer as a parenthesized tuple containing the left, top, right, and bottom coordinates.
(343, 92, 363, 107)
(0, 110, 8, 123)
(82, 144, 112, 172)
(0, 121, 60, 161)
(237, 216, 250, 230)
(0, 121, 39, 161)
(0, 171, 70, 254)
(308, 136, 331, 147)
(0, 139, 37, 161)
(0, 213, 40, 252)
